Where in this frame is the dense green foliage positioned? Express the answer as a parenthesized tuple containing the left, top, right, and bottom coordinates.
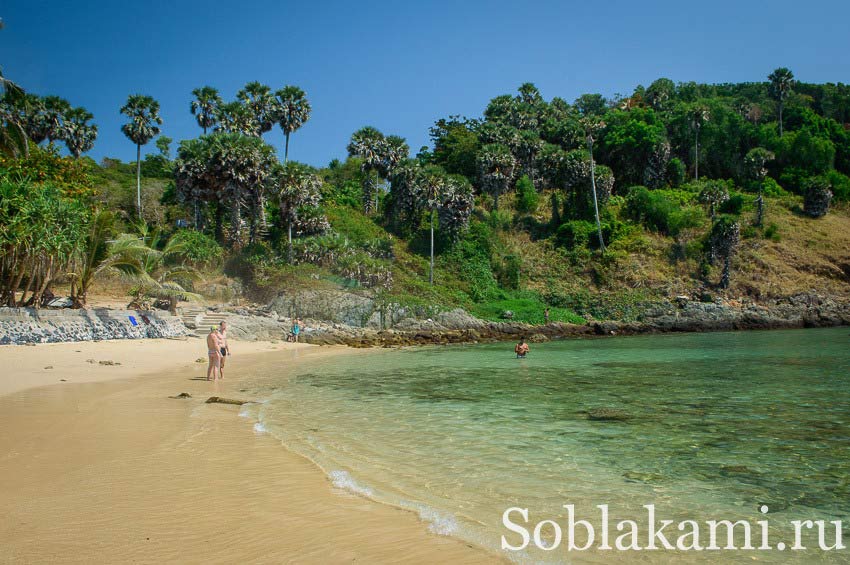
(4, 67, 850, 321)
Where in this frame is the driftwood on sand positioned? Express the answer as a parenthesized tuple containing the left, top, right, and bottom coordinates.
(205, 396, 251, 406)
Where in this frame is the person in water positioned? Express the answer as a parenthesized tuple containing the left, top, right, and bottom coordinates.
(515, 339, 529, 358)
(206, 326, 222, 381)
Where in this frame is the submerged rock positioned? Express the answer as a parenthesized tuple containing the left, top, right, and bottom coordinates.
(587, 408, 632, 421)
(169, 392, 192, 399)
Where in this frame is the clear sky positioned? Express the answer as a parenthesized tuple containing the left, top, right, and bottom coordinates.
(2, 0, 849, 168)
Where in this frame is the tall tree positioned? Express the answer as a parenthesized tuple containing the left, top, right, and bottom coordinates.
(0, 68, 27, 158)
(744, 147, 775, 226)
(768, 67, 794, 137)
(190, 86, 222, 134)
(120, 94, 162, 220)
(272, 162, 322, 262)
(237, 81, 275, 136)
(215, 101, 258, 136)
(41, 95, 71, 145)
(476, 143, 516, 210)
(708, 215, 740, 289)
(421, 168, 446, 286)
(62, 107, 97, 159)
(174, 133, 276, 248)
(347, 126, 387, 214)
(580, 116, 606, 253)
(273, 85, 311, 163)
(689, 105, 710, 180)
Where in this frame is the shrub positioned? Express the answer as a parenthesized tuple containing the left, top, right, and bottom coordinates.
(825, 170, 850, 202)
(666, 157, 686, 187)
(803, 176, 833, 218)
(764, 223, 780, 241)
(169, 229, 223, 267)
(720, 192, 745, 215)
(514, 174, 539, 213)
(624, 186, 704, 237)
(761, 177, 788, 197)
(556, 220, 596, 249)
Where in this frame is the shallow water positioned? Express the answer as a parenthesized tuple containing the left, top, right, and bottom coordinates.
(244, 328, 850, 563)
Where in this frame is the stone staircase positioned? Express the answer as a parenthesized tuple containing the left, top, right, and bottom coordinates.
(179, 307, 229, 331)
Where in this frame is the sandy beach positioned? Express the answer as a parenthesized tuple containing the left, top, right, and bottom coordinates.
(0, 338, 494, 563)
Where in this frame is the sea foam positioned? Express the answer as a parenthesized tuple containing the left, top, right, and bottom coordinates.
(253, 422, 267, 434)
(329, 470, 374, 497)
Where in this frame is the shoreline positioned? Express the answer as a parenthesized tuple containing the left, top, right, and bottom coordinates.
(0, 339, 495, 563)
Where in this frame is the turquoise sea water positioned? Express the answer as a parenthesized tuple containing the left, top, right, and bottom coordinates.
(242, 328, 850, 563)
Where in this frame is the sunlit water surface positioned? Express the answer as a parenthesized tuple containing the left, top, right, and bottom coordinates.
(241, 328, 850, 563)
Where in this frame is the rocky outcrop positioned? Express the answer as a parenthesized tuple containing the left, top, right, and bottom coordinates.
(0, 307, 186, 345)
(629, 292, 850, 333)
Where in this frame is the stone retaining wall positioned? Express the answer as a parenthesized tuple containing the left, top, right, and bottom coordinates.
(0, 307, 187, 345)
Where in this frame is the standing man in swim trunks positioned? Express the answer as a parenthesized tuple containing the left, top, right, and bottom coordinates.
(206, 326, 222, 381)
(218, 321, 230, 378)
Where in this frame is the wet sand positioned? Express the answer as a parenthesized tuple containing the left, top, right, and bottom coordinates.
(0, 339, 494, 563)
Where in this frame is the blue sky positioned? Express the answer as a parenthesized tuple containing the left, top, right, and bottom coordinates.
(2, 0, 849, 167)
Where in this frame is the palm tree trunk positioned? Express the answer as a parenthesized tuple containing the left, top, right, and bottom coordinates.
(429, 209, 435, 286)
(136, 143, 142, 220)
(721, 255, 731, 289)
(778, 103, 784, 137)
(755, 190, 764, 227)
(287, 221, 293, 264)
(588, 141, 606, 254)
(214, 202, 224, 243)
(229, 193, 242, 248)
(694, 128, 700, 181)
(284, 132, 290, 164)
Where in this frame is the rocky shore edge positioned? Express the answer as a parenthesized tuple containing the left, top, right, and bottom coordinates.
(1, 292, 848, 347)
(226, 292, 850, 348)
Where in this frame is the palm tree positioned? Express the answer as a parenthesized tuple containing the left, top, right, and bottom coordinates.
(174, 133, 276, 248)
(768, 68, 794, 137)
(476, 143, 516, 210)
(190, 86, 222, 134)
(68, 210, 122, 307)
(115, 228, 202, 314)
(347, 126, 387, 214)
(274, 86, 311, 163)
(41, 96, 70, 145)
(422, 169, 446, 286)
(689, 105, 710, 180)
(215, 101, 258, 136)
(0, 69, 27, 158)
(708, 216, 740, 289)
(63, 107, 97, 158)
(744, 147, 775, 226)
(120, 94, 162, 220)
(237, 82, 275, 136)
(581, 116, 606, 253)
(272, 162, 322, 262)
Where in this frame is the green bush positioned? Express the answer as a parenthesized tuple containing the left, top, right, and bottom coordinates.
(469, 295, 584, 324)
(761, 177, 788, 197)
(624, 186, 704, 236)
(720, 192, 745, 215)
(764, 223, 780, 241)
(555, 220, 596, 249)
(825, 170, 850, 202)
(496, 254, 522, 290)
(666, 157, 686, 187)
(514, 175, 539, 213)
(169, 229, 223, 267)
